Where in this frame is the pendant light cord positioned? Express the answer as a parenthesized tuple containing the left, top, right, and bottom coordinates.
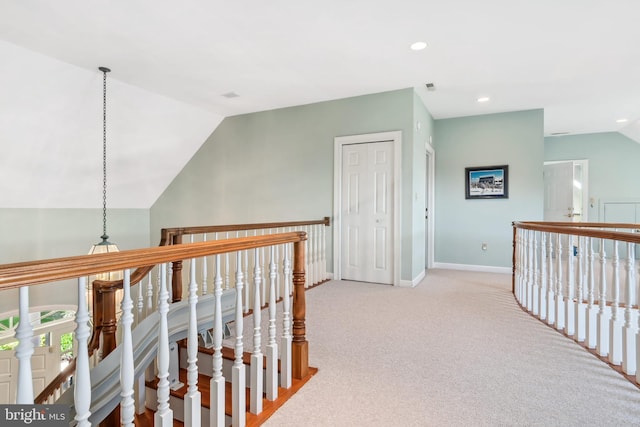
(99, 66, 111, 243)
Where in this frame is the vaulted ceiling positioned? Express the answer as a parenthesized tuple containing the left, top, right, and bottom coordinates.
(1, 1, 639, 209)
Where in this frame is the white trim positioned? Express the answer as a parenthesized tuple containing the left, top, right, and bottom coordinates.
(399, 269, 426, 288)
(425, 141, 435, 269)
(432, 262, 512, 275)
(333, 131, 402, 286)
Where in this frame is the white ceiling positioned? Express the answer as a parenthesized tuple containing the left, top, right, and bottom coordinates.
(1, 1, 639, 209)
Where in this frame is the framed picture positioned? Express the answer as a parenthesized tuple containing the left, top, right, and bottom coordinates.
(465, 165, 509, 199)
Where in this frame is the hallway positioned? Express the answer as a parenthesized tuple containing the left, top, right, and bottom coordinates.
(264, 269, 640, 426)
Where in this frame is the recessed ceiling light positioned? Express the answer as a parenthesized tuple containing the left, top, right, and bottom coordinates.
(410, 42, 427, 51)
(477, 97, 490, 103)
(222, 92, 239, 98)
(616, 118, 628, 123)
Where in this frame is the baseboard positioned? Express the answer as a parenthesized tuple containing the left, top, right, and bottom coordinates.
(398, 269, 425, 288)
(432, 262, 511, 275)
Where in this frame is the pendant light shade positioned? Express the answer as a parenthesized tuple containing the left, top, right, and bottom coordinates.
(89, 66, 121, 281)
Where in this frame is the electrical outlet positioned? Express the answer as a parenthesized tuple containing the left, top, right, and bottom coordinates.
(481, 243, 488, 251)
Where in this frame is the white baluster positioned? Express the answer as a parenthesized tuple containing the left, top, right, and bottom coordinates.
(232, 252, 246, 427)
(539, 232, 547, 321)
(305, 226, 310, 288)
(210, 255, 226, 427)
(310, 225, 317, 286)
(137, 274, 144, 324)
(597, 238, 609, 356)
(587, 237, 598, 348)
(532, 230, 539, 316)
(147, 272, 154, 317)
(250, 248, 264, 414)
(636, 250, 640, 383)
(167, 262, 173, 302)
(202, 233, 208, 296)
(622, 243, 636, 374)
(266, 246, 279, 401)
(518, 229, 524, 302)
(609, 240, 622, 365)
(316, 223, 322, 284)
(242, 232, 250, 314)
(120, 269, 135, 426)
(526, 230, 534, 311)
(555, 233, 565, 331)
(322, 221, 328, 281)
(225, 232, 231, 290)
(281, 243, 292, 389)
(155, 263, 173, 426)
(564, 235, 575, 336)
(185, 251, 201, 427)
(547, 233, 556, 325)
(574, 236, 586, 342)
(74, 277, 91, 426)
(15, 286, 34, 404)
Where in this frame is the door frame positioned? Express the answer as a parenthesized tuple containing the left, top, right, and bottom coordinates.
(333, 131, 402, 286)
(425, 141, 435, 269)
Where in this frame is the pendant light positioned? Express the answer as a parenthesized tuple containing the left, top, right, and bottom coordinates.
(88, 67, 120, 273)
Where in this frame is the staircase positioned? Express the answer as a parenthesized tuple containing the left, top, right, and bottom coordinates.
(142, 342, 316, 426)
(1, 218, 331, 426)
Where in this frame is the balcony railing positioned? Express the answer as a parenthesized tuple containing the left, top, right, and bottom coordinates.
(0, 217, 331, 426)
(513, 221, 640, 385)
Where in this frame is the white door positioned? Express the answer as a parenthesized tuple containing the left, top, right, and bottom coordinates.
(0, 345, 57, 403)
(341, 141, 394, 284)
(0, 352, 13, 403)
(544, 162, 577, 221)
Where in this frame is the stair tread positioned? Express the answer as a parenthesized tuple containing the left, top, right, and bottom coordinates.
(145, 366, 318, 424)
(178, 340, 279, 368)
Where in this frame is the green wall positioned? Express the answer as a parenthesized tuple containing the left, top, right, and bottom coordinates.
(0, 208, 150, 314)
(434, 110, 544, 268)
(544, 132, 640, 221)
(151, 88, 427, 281)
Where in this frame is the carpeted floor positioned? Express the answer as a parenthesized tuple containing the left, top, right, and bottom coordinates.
(262, 269, 640, 427)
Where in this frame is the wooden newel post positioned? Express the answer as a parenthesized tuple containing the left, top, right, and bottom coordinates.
(99, 284, 118, 358)
(291, 240, 309, 380)
(171, 234, 183, 303)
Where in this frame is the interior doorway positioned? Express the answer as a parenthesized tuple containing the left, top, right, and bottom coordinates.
(543, 160, 589, 221)
(425, 141, 435, 270)
(333, 131, 401, 285)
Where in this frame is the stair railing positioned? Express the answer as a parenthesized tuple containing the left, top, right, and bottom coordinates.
(92, 217, 330, 368)
(0, 230, 310, 426)
(513, 221, 640, 385)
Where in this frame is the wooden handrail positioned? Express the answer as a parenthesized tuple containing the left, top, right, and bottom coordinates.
(160, 216, 330, 243)
(35, 358, 76, 403)
(512, 221, 640, 244)
(0, 232, 306, 290)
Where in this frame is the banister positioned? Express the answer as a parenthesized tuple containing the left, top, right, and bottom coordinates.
(512, 221, 640, 294)
(0, 232, 306, 290)
(512, 221, 640, 244)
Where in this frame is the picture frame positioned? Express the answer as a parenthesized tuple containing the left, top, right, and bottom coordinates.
(465, 165, 509, 199)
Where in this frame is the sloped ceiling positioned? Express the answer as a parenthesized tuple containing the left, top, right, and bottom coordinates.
(1, 1, 639, 209)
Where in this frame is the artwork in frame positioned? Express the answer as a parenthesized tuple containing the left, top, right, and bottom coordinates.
(465, 165, 509, 199)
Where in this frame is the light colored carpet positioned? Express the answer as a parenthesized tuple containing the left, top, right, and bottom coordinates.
(262, 269, 640, 427)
